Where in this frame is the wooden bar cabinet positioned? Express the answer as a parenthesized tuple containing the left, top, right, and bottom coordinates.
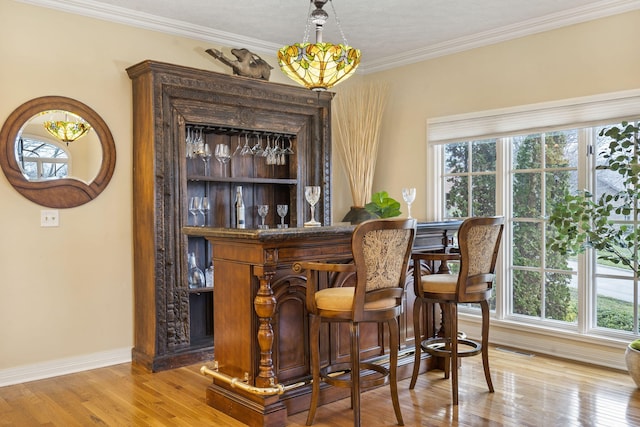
(127, 60, 333, 372)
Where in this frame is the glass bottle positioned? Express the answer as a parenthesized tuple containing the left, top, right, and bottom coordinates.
(187, 252, 205, 289)
(235, 186, 246, 229)
(205, 262, 214, 288)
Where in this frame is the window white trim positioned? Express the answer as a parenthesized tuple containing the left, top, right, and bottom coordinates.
(427, 89, 640, 144)
(427, 90, 640, 370)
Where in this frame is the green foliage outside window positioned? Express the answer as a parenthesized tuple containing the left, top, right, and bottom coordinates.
(548, 122, 640, 331)
(512, 133, 572, 321)
(549, 123, 640, 273)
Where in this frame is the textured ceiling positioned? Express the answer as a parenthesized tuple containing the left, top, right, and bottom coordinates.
(19, 0, 640, 72)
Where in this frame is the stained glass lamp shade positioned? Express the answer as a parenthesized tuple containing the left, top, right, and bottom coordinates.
(44, 114, 91, 144)
(278, 0, 360, 91)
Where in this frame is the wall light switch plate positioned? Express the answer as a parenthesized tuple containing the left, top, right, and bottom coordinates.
(41, 209, 59, 227)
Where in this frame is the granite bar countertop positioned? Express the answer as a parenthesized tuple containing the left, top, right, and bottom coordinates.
(183, 224, 356, 242)
(183, 220, 462, 242)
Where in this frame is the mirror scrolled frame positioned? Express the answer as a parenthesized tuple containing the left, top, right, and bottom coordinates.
(0, 96, 116, 208)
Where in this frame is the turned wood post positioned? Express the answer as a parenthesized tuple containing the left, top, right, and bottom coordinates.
(253, 264, 277, 388)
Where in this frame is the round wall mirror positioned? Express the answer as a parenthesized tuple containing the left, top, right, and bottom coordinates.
(0, 96, 116, 208)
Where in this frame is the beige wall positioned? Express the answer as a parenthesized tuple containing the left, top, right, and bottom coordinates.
(1, 0, 639, 376)
(0, 0, 290, 373)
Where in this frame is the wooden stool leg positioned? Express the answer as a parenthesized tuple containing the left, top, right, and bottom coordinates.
(350, 322, 361, 427)
(306, 314, 321, 426)
(409, 298, 423, 389)
(450, 303, 459, 405)
(442, 303, 451, 380)
(388, 317, 404, 425)
(480, 300, 494, 393)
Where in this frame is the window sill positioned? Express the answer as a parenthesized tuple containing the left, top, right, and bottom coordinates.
(457, 313, 629, 371)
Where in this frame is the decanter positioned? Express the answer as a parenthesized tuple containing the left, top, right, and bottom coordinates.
(187, 252, 205, 289)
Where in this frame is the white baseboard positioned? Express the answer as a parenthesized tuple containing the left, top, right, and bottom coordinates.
(0, 347, 131, 387)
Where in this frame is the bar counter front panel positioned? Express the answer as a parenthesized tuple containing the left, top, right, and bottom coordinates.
(186, 221, 460, 427)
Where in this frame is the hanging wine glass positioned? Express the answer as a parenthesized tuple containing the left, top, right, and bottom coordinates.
(251, 133, 264, 156)
(304, 186, 321, 227)
(263, 134, 272, 161)
(194, 126, 205, 156)
(257, 204, 269, 229)
(214, 143, 231, 176)
(233, 134, 243, 156)
(283, 136, 294, 155)
(240, 133, 252, 156)
(274, 135, 285, 165)
(185, 126, 194, 159)
(402, 187, 416, 219)
(277, 204, 288, 228)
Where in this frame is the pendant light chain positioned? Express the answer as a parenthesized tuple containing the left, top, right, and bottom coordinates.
(329, 0, 350, 46)
(302, 0, 314, 44)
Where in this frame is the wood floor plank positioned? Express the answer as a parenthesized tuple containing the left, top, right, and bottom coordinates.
(1, 346, 639, 426)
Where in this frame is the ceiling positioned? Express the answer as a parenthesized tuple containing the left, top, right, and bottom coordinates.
(21, 0, 640, 73)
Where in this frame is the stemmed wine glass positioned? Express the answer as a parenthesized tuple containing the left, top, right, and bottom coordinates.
(257, 205, 269, 229)
(402, 187, 416, 219)
(233, 134, 243, 156)
(283, 136, 295, 155)
(189, 196, 202, 226)
(304, 186, 321, 227)
(193, 126, 204, 157)
(251, 134, 264, 156)
(200, 197, 210, 226)
(185, 126, 195, 159)
(214, 144, 231, 176)
(201, 143, 212, 175)
(277, 204, 288, 228)
(240, 133, 253, 156)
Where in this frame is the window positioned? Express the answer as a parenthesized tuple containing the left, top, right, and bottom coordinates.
(428, 90, 640, 341)
(443, 139, 497, 218)
(592, 124, 639, 333)
(17, 136, 69, 180)
(511, 130, 578, 323)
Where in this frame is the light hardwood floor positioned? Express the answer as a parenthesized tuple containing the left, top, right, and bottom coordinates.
(2, 346, 639, 426)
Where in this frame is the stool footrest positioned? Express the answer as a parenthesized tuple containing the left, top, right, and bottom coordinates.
(320, 361, 389, 389)
(421, 337, 482, 358)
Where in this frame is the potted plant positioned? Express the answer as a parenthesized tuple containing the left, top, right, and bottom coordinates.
(365, 190, 402, 219)
(548, 121, 640, 382)
(626, 339, 640, 388)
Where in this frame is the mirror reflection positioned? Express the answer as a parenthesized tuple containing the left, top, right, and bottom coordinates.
(16, 110, 101, 184)
(0, 95, 116, 209)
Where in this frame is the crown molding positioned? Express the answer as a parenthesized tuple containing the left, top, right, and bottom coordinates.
(363, 0, 640, 73)
(15, 0, 281, 53)
(15, 0, 640, 74)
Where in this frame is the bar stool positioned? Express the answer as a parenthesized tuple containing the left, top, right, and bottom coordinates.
(297, 218, 416, 426)
(409, 216, 504, 405)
